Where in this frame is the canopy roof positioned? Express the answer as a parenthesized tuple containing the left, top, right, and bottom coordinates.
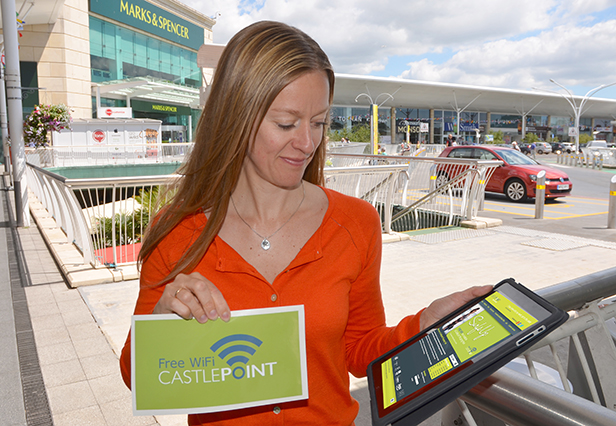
(334, 74, 616, 119)
(92, 77, 200, 109)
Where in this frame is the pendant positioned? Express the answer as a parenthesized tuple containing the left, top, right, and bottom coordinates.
(261, 239, 271, 251)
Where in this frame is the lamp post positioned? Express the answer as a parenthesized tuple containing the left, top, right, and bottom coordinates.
(533, 79, 616, 153)
(355, 91, 396, 155)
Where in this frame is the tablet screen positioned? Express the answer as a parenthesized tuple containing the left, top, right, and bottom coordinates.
(376, 283, 551, 416)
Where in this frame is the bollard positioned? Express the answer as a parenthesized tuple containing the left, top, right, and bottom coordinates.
(535, 170, 546, 219)
(608, 175, 616, 229)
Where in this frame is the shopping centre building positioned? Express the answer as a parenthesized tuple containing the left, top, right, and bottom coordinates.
(2, 0, 616, 146)
(4, 0, 214, 143)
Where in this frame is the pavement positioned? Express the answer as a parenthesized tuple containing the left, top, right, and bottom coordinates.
(2, 171, 616, 426)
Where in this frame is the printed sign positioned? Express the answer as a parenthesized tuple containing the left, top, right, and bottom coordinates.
(98, 107, 132, 118)
(92, 130, 106, 144)
(131, 306, 308, 415)
(91, 0, 204, 50)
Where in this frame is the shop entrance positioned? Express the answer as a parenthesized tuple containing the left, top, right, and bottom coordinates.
(161, 125, 187, 144)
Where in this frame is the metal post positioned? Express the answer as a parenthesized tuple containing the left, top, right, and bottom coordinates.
(535, 170, 546, 219)
(608, 175, 616, 229)
(1, 0, 30, 226)
(371, 104, 378, 155)
(0, 67, 11, 175)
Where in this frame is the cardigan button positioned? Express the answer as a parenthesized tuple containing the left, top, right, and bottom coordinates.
(273, 406, 281, 414)
(271, 294, 278, 302)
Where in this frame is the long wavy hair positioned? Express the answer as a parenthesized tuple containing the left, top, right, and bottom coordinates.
(138, 21, 335, 284)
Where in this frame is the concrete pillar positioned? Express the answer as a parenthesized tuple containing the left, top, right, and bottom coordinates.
(486, 112, 492, 135)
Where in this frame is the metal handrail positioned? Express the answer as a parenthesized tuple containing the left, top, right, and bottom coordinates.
(27, 156, 498, 267)
(458, 267, 616, 426)
(462, 367, 616, 426)
(391, 167, 480, 225)
(325, 155, 501, 233)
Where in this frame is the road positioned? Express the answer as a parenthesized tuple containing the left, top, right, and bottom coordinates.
(479, 153, 616, 242)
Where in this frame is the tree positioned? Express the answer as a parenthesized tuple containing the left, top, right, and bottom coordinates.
(328, 124, 371, 143)
(489, 130, 505, 144)
(579, 133, 594, 145)
(522, 133, 540, 144)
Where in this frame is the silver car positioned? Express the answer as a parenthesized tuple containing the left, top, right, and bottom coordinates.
(535, 142, 552, 154)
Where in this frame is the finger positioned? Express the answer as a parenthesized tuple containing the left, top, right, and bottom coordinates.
(205, 282, 231, 322)
(174, 286, 209, 322)
(158, 286, 195, 319)
(178, 273, 230, 323)
(190, 280, 230, 323)
(465, 284, 493, 300)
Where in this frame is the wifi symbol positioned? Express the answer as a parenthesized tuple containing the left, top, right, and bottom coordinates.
(210, 334, 263, 366)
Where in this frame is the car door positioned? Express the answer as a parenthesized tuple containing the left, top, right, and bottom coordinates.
(472, 148, 504, 192)
(444, 147, 474, 181)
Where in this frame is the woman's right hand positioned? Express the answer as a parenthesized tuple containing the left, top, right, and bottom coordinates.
(152, 272, 230, 324)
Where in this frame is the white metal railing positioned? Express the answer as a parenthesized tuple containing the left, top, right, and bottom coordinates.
(325, 154, 501, 232)
(451, 268, 616, 426)
(27, 162, 177, 267)
(25, 143, 194, 167)
(26, 153, 499, 268)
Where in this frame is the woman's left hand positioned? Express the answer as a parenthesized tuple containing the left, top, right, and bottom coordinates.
(420, 285, 493, 330)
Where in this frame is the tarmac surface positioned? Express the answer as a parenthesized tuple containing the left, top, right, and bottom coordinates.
(2, 173, 616, 426)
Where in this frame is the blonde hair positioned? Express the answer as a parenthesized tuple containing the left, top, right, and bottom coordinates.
(139, 21, 335, 284)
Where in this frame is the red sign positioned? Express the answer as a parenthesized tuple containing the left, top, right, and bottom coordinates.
(92, 130, 106, 143)
(105, 108, 113, 116)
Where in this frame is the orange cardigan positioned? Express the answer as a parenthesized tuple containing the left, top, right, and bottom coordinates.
(120, 187, 422, 425)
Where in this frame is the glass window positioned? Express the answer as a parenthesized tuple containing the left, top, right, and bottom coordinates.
(89, 16, 201, 88)
(448, 147, 474, 158)
(491, 113, 520, 129)
(475, 148, 497, 160)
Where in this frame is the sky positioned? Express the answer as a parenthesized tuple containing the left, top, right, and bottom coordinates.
(182, 0, 616, 99)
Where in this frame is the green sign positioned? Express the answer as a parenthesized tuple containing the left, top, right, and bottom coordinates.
(131, 306, 308, 415)
(90, 0, 204, 50)
(130, 100, 191, 116)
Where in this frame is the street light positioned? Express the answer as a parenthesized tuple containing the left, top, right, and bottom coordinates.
(355, 88, 399, 155)
(533, 79, 616, 153)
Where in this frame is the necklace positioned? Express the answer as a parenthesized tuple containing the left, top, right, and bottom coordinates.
(231, 182, 305, 251)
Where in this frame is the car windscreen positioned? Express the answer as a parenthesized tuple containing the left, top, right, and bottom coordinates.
(497, 149, 538, 165)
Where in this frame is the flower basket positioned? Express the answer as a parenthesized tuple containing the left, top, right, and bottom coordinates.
(23, 104, 72, 147)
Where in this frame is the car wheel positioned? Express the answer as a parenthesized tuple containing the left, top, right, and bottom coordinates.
(505, 179, 527, 202)
(537, 149, 543, 154)
(435, 172, 450, 188)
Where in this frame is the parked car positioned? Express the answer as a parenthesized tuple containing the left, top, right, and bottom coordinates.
(560, 142, 574, 153)
(535, 142, 552, 154)
(549, 142, 566, 154)
(585, 140, 608, 149)
(519, 144, 531, 155)
(438, 145, 573, 201)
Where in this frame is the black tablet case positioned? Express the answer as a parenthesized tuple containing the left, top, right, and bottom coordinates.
(367, 278, 569, 426)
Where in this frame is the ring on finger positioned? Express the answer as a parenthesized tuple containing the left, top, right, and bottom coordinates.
(174, 288, 184, 298)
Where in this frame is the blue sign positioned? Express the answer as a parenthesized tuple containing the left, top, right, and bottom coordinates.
(445, 123, 479, 132)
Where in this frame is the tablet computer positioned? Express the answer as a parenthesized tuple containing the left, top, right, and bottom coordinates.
(367, 278, 568, 426)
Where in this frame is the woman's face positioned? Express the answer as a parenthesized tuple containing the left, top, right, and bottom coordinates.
(244, 70, 330, 190)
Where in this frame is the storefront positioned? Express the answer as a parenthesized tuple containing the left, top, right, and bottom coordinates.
(14, 0, 214, 140)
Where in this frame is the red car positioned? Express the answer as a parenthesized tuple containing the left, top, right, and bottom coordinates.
(438, 145, 572, 201)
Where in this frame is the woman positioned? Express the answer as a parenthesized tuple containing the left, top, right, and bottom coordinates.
(120, 21, 489, 425)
